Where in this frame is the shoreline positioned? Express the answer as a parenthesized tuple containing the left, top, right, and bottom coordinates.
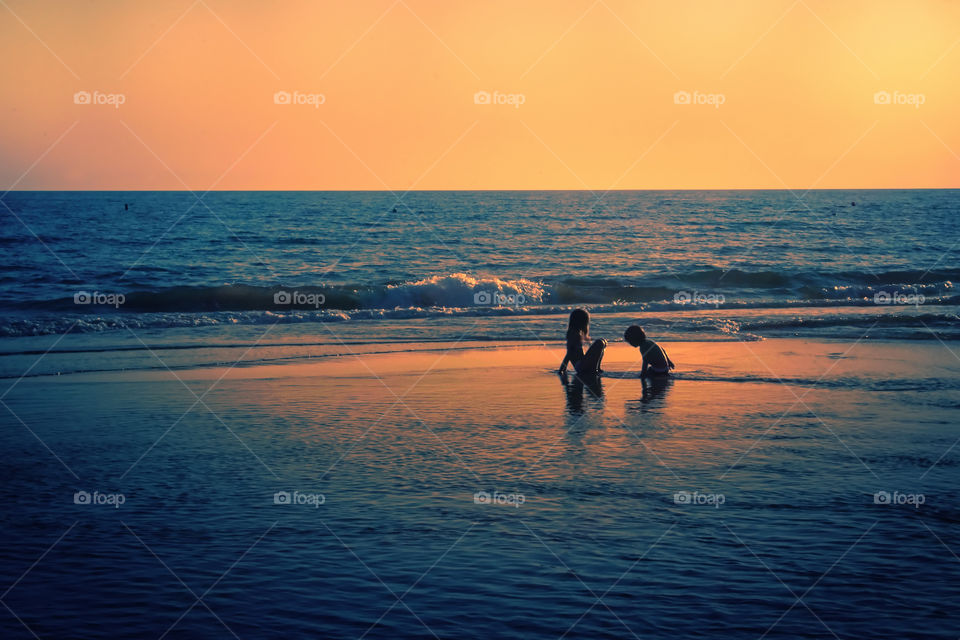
(12, 337, 957, 385)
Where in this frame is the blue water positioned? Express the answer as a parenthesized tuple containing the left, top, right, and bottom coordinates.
(1, 190, 958, 344)
(1, 343, 959, 639)
(1, 191, 960, 638)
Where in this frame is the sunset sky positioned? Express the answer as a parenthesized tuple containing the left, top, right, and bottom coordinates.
(1, 0, 958, 190)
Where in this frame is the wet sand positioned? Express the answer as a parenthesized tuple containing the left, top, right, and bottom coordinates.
(1, 339, 958, 638)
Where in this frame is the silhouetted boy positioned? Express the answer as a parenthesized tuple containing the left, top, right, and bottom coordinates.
(624, 325, 675, 377)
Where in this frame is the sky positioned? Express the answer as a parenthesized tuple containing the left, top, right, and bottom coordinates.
(1, 0, 959, 190)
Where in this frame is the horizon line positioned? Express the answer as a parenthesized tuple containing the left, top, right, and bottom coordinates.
(5, 187, 959, 193)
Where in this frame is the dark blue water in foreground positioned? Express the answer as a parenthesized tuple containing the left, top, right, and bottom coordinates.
(1, 342, 959, 639)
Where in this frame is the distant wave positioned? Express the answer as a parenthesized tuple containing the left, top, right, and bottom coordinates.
(8, 269, 959, 314)
(1, 270, 958, 339)
(17, 274, 543, 313)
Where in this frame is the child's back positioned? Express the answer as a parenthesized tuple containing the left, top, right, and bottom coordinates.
(560, 308, 607, 376)
(624, 325, 675, 377)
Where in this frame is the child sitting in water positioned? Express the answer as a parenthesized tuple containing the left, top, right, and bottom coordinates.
(624, 325, 675, 377)
(559, 308, 606, 376)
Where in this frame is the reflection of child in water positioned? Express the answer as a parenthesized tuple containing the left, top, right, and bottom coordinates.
(560, 371, 604, 415)
(624, 325, 675, 378)
(558, 308, 606, 376)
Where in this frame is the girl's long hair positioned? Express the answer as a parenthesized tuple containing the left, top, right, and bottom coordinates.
(566, 308, 590, 341)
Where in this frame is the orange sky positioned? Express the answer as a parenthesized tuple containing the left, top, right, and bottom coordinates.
(1, 0, 958, 190)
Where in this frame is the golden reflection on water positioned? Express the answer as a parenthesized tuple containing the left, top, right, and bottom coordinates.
(92, 340, 955, 483)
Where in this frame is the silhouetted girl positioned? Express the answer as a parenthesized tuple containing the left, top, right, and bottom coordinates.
(559, 308, 606, 376)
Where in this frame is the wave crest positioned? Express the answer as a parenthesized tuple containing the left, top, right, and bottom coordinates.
(381, 273, 544, 308)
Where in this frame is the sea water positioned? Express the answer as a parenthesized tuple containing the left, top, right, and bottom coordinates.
(1, 189, 958, 376)
(1, 190, 959, 638)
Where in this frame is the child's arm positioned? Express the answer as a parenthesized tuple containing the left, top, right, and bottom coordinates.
(559, 354, 570, 374)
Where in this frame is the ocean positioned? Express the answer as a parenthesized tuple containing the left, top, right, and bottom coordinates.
(1, 189, 958, 376)
(1, 190, 959, 638)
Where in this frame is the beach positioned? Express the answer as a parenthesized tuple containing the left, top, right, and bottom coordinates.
(2, 338, 958, 638)
(4, 0, 960, 634)
(1, 189, 959, 638)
